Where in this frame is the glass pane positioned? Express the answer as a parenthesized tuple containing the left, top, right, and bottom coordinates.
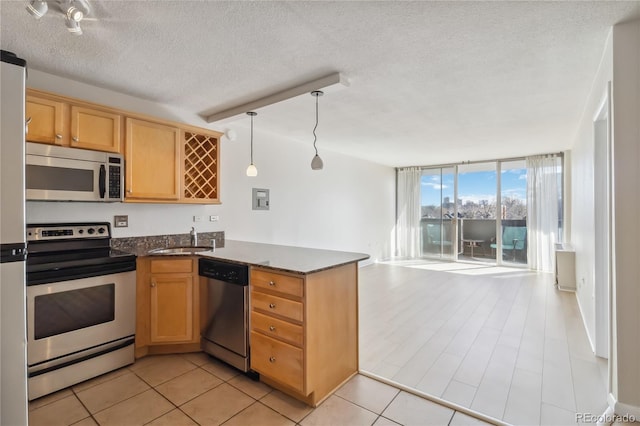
(34, 284, 115, 339)
(501, 160, 527, 265)
(26, 165, 94, 191)
(457, 162, 496, 262)
(420, 168, 455, 259)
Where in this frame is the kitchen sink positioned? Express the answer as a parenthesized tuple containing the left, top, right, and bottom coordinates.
(148, 246, 212, 255)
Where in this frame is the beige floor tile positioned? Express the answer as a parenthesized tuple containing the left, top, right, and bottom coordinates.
(29, 388, 74, 411)
(335, 375, 400, 414)
(93, 389, 173, 426)
(540, 402, 577, 426)
(155, 368, 223, 406)
(228, 374, 273, 399)
(128, 354, 176, 372)
(70, 417, 98, 426)
(372, 416, 402, 425)
(449, 411, 493, 425)
(181, 351, 213, 366)
(224, 401, 295, 426)
(260, 390, 314, 423)
(442, 380, 477, 408)
(134, 355, 199, 387)
(28, 395, 89, 426)
(180, 383, 254, 425)
(382, 391, 454, 426)
(199, 358, 240, 381)
(72, 366, 131, 393)
(301, 395, 378, 426)
(146, 408, 198, 425)
(76, 372, 150, 414)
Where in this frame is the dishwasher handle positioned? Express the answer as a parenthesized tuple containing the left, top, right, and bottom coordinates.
(198, 258, 248, 286)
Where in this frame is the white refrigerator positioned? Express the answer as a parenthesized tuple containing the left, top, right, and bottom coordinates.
(0, 50, 28, 426)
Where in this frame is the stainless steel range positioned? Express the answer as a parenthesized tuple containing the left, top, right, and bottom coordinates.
(25, 222, 136, 400)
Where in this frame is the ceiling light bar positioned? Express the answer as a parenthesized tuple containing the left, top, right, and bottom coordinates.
(204, 72, 349, 124)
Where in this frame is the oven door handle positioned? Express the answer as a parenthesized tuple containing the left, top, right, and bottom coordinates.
(98, 164, 106, 199)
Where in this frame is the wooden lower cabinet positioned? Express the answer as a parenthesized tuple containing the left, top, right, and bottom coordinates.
(136, 257, 200, 357)
(249, 264, 359, 407)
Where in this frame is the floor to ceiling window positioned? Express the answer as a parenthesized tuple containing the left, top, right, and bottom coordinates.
(412, 155, 562, 268)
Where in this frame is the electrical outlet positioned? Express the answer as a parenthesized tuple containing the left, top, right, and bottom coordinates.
(193, 216, 203, 222)
(209, 215, 219, 222)
(114, 215, 128, 228)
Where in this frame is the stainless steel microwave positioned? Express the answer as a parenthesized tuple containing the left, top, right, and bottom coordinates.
(26, 143, 124, 202)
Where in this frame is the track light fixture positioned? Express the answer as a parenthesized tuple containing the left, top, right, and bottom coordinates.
(246, 112, 258, 177)
(310, 90, 324, 170)
(25, 0, 91, 35)
(26, 0, 48, 18)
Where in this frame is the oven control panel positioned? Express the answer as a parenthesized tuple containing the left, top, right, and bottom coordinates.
(27, 223, 111, 241)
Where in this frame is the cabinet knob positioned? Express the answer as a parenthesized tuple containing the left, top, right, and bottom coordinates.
(151, 280, 156, 288)
(269, 325, 276, 331)
(269, 280, 275, 286)
(72, 136, 79, 143)
(55, 134, 63, 139)
(269, 357, 276, 363)
(25, 117, 32, 133)
(268, 303, 276, 309)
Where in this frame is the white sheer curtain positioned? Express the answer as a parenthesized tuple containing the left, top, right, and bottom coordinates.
(526, 155, 558, 272)
(396, 167, 422, 258)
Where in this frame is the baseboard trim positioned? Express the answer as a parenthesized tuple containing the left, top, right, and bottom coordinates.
(606, 393, 640, 422)
(575, 291, 597, 353)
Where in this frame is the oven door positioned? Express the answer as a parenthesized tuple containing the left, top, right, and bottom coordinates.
(26, 271, 135, 366)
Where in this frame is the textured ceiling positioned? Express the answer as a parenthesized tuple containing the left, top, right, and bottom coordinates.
(2, 1, 639, 167)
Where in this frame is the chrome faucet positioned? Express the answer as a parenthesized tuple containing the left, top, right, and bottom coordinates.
(190, 227, 198, 246)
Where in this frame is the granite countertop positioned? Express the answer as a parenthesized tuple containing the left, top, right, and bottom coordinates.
(154, 240, 369, 274)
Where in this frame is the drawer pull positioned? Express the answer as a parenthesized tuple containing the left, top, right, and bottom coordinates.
(269, 356, 276, 363)
(72, 136, 79, 143)
(269, 303, 276, 309)
(269, 280, 276, 286)
(269, 325, 276, 331)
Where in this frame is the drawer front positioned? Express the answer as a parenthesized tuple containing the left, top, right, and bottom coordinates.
(251, 291, 303, 322)
(250, 331, 303, 392)
(251, 269, 303, 298)
(150, 258, 193, 273)
(251, 311, 303, 347)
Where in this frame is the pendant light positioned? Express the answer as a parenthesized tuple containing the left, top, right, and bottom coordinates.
(310, 90, 324, 170)
(246, 111, 258, 177)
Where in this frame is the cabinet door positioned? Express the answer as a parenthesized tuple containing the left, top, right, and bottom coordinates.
(70, 106, 122, 153)
(125, 118, 180, 200)
(150, 273, 194, 343)
(25, 96, 66, 145)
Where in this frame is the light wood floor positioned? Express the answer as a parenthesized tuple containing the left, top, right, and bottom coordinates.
(358, 260, 608, 425)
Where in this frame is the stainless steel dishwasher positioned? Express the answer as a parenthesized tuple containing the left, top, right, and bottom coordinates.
(199, 258, 250, 372)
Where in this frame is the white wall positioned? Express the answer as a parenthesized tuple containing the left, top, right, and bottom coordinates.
(569, 31, 613, 348)
(25, 71, 395, 262)
(610, 18, 640, 413)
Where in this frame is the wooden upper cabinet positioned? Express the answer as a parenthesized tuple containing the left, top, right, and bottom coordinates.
(125, 118, 180, 201)
(182, 130, 220, 204)
(26, 95, 66, 145)
(70, 106, 122, 153)
(26, 90, 122, 153)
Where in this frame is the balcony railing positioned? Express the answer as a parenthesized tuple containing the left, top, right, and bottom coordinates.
(420, 218, 527, 265)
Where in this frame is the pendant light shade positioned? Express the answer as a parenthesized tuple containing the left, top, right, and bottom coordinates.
(246, 111, 258, 177)
(310, 90, 324, 170)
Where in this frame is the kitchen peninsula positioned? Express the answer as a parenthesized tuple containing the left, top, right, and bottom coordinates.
(128, 238, 369, 407)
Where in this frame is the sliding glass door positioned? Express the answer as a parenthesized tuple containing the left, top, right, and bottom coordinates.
(457, 162, 497, 263)
(500, 160, 528, 266)
(420, 167, 456, 259)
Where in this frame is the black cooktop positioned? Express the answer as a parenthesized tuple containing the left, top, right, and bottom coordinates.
(26, 222, 136, 286)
